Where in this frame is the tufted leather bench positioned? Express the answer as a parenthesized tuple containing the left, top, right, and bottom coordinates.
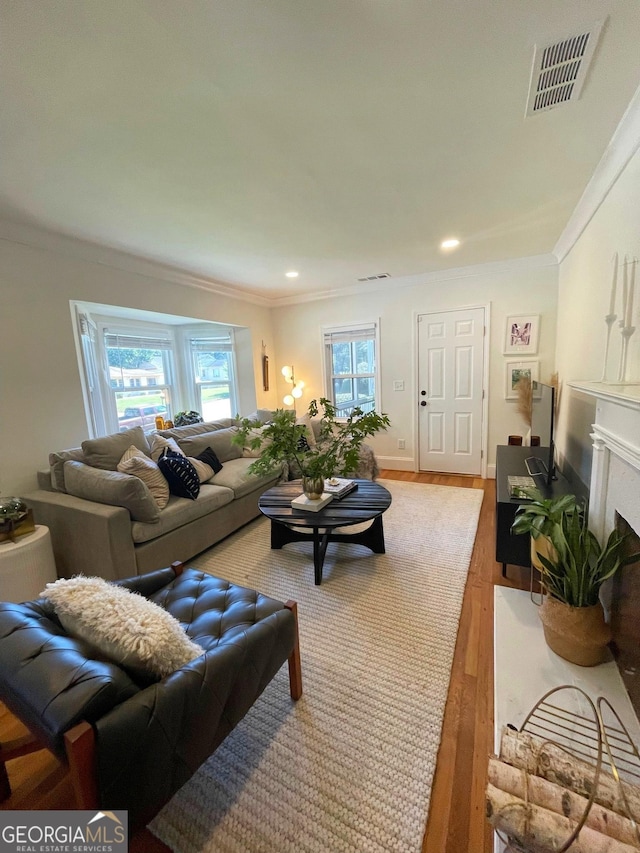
(0, 562, 302, 830)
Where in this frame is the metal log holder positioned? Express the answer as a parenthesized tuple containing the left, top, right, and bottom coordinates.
(496, 685, 640, 852)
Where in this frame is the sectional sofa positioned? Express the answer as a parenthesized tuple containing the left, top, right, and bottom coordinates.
(24, 413, 280, 582)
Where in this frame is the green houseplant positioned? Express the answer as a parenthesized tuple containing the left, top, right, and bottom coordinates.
(512, 492, 640, 665)
(234, 398, 390, 498)
(511, 492, 578, 571)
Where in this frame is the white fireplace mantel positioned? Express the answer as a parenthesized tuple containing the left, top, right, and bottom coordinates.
(569, 381, 640, 542)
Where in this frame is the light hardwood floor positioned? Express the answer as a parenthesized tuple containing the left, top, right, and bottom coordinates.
(1, 471, 532, 852)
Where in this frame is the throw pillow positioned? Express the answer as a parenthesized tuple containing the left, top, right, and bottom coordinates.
(82, 426, 150, 471)
(296, 413, 317, 447)
(148, 433, 185, 462)
(41, 576, 204, 679)
(187, 446, 223, 482)
(117, 446, 170, 510)
(296, 434, 311, 452)
(158, 451, 200, 499)
(242, 426, 273, 458)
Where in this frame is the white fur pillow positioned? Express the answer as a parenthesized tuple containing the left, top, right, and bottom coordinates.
(41, 576, 204, 679)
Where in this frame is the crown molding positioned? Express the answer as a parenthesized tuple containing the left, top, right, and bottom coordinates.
(1, 217, 559, 309)
(270, 253, 558, 306)
(0, 219, 273, 308)
(554, 82, 640, 263)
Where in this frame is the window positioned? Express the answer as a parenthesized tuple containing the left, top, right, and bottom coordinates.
(323, 322, 379, 417)
(190, 332, 237, 420)
(73, 303, 243, 438)
(104, 331, 174, 432)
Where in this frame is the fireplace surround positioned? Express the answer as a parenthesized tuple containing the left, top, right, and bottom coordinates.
(570, 381, 640, 714)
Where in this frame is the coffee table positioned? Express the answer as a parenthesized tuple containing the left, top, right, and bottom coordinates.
(258, 479, 392, 585)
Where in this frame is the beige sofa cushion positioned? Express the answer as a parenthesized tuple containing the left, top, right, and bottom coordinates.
(208, 457, 280, 499)
(178, 427, 242, 463)
(82, 426, 150, 471)
(64, 460, 160, 523)
(49, 447, 85, 492)
(130, 484, 234, 543)
(157, 418, 237, 441)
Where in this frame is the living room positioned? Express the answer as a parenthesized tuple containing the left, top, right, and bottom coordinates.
(2, 2, 640, 852)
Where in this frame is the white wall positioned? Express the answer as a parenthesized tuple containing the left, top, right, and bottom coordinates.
(0, 228, 278, 495)
(0, 225, 561, 495)
(270, 263, 559, 473)
(555, 144, 640, 490)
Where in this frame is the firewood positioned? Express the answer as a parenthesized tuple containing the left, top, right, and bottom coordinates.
(487, 783, 640, 852)
(489, 757, 640, 847)
(499, 727, 640, 823)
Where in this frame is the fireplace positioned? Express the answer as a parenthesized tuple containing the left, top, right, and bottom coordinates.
(570, 382, 640, 716)
(610, 514, 640, 718)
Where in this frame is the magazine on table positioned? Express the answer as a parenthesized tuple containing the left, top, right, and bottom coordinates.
(323, 478, 357, 499)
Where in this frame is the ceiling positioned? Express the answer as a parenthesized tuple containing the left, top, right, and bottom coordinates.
(2, 1, 640, 301)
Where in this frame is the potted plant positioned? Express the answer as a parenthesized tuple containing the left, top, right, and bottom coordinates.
(512, 493, 640, 666)
(234, 398, 390, 499)
(511, 491, 578, 571)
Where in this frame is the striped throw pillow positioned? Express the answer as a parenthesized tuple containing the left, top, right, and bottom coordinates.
(117, 446, 170, 510)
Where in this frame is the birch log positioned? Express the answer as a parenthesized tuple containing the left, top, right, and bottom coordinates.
(489, 757, 640, 847)
(499, 727, 640, 822)
(487, 784, 640, 853)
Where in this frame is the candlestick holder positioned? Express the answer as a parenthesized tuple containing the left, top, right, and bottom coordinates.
(618, 325, 636, 382)
(600, 313, 617, 381)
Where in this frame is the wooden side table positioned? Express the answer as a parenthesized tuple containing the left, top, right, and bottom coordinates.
(0, 525, 57, 602)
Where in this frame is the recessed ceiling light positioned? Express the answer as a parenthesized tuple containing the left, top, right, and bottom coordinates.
(285, 270, 299, 278)
(440, 238, 460, 250)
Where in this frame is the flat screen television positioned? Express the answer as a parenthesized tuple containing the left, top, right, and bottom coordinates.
(528, 381, 556, 486)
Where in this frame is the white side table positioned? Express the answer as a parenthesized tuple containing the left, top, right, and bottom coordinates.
(0, 525, 58, 602)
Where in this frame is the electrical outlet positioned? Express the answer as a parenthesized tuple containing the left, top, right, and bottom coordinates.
(393, 380, 404, 391)
(398, 439, 406, 449)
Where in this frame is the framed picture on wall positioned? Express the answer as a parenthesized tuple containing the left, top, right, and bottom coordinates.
(505, 359, 539, 399)
(504, 314, 540, 355)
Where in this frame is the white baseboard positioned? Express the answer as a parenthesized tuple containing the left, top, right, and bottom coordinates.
(377, 456, 415, 472)
(379, 457, 496, 477)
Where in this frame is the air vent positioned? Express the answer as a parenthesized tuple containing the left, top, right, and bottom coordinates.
(525, 19, 604, 116)
(357, 273, 391, 282)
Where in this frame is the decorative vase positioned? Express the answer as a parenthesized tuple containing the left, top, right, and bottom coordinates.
(302, 476, 324, 500)
(538, 595, 612, 667)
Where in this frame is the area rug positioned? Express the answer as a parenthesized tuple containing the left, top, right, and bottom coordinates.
(150, 480, 484, 853)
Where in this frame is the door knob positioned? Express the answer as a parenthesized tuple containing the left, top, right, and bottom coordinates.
(420, 400, 427, 407)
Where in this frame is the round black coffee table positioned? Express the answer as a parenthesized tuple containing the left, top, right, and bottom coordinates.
(258, 479, 392, 585)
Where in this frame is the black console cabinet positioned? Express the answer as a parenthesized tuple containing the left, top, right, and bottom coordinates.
(495, 445, 572, 576)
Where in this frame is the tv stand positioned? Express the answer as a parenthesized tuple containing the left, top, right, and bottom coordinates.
(495, 445, 571, 577)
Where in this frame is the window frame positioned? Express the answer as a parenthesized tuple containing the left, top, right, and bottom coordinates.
(96, 320, 178, 435)
(187, 329, 238, 422)
(321, 320, 381, 418)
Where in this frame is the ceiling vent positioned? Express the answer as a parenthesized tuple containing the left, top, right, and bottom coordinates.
(525, 19, 604, 116)
(357, 273, 391, 282)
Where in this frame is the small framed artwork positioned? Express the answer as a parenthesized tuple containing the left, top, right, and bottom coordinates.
(504, 314, 540, 355)
(505, 359, 539, 399)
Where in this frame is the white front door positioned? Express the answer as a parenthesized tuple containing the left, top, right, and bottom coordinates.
(417, 307, 485, 475)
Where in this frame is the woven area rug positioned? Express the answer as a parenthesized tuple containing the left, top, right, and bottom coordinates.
(150, 480, 483, 853)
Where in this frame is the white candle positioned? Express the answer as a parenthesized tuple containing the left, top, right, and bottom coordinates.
(627, 259, 636, 327)
(609, 252, 618, 315)
(621, 256, 629, 326)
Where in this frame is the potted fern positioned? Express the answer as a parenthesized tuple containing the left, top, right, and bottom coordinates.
(234, 398, 390, 499)
(512, 493, 640, 665)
